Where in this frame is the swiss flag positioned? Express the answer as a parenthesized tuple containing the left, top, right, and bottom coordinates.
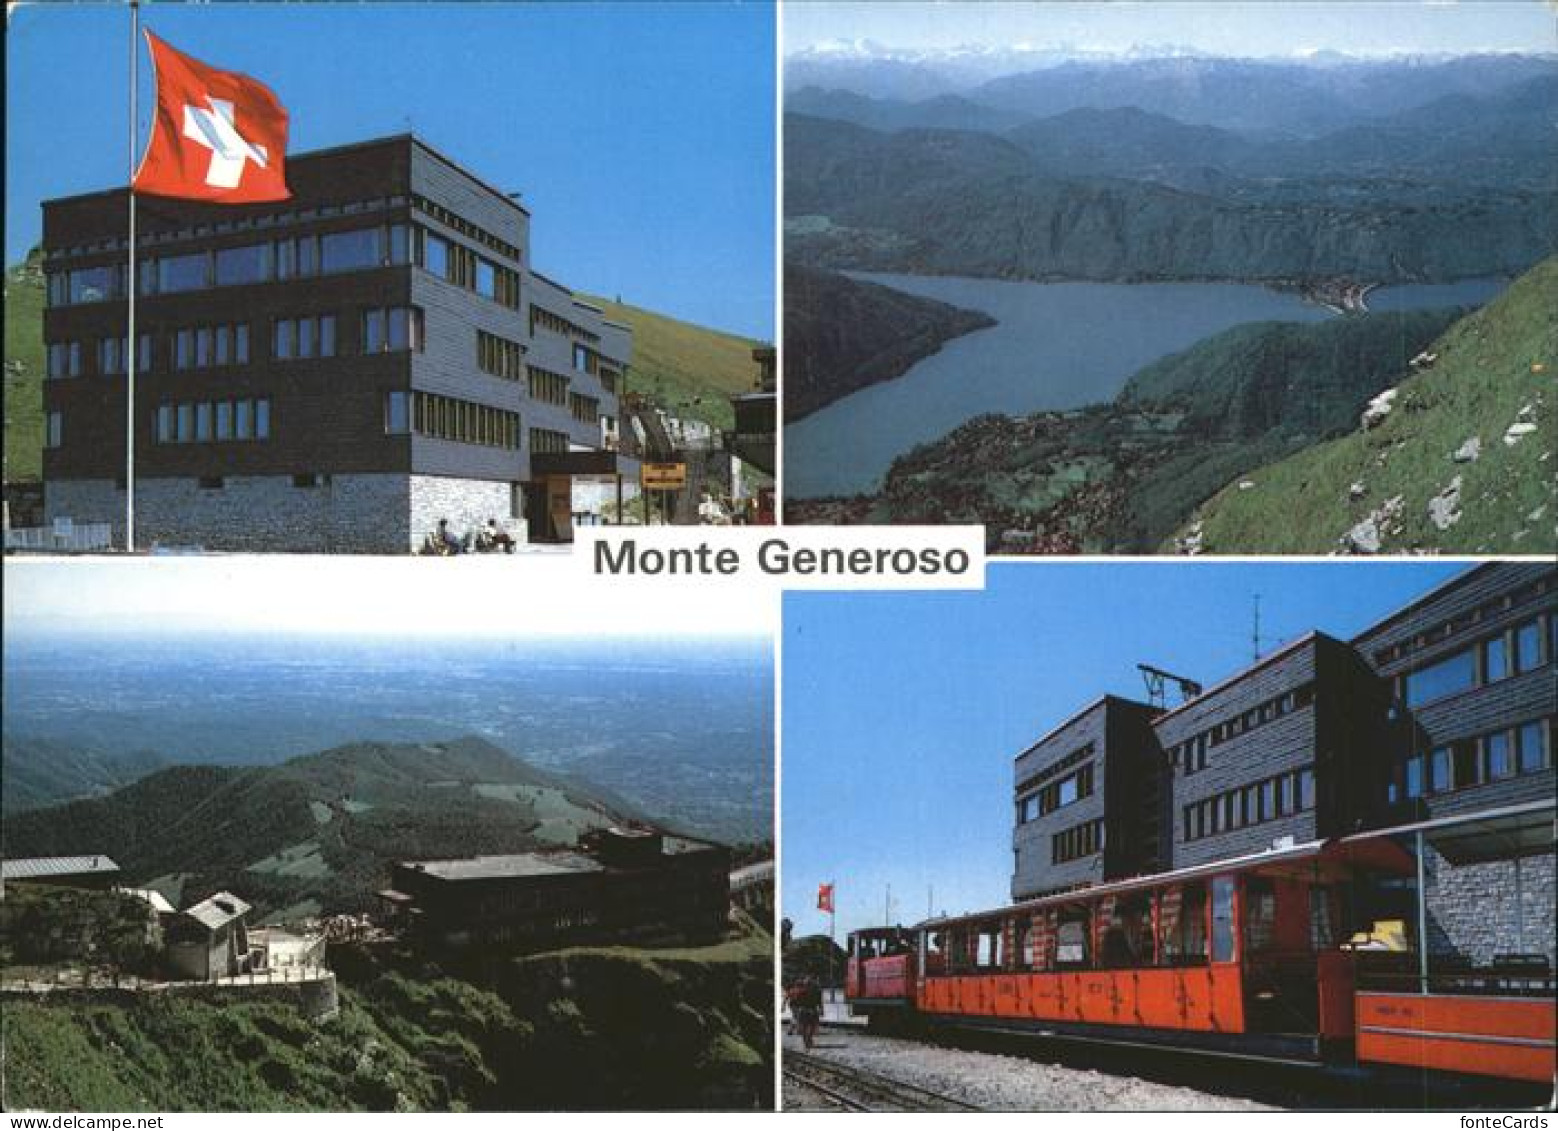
(133, 31, 290, 203)
(817, 883, 834, 914)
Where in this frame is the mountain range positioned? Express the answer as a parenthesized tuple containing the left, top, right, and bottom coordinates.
(1, 737, 641, 919)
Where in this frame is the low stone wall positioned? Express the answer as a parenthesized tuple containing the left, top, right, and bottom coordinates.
(0, 970, 339, 1022)
(409, 474, 525, 549)
(46, 475, 410, 554)
(1426, 847, 1555, 966)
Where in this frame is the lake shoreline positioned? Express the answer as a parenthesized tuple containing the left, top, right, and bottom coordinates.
(786, 271, 1509, 498)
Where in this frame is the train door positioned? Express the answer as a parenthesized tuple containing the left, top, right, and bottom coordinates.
(1241, 874, 1322, 1035)
(1208, 873, 1246, 1031)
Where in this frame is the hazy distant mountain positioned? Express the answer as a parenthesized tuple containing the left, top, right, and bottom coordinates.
(1, 737, 165, 814)
(0, 737, 640, 917)
(785, 114, 1556, 282)
(788, 51, 1558, 138)
(786, 86, 1035, 134)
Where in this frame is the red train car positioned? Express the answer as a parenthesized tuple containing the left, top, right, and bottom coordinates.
(844, 805, 1555, 1087)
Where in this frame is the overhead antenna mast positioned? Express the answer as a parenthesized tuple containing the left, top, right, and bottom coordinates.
(1137, 663, 1203, 710)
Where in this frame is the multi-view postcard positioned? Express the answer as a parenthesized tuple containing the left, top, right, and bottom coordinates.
(783, 2, 1556, 556)
(3, 0, 1557, 1121)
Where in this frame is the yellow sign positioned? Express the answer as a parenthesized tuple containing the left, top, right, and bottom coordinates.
(641, 462, 687, 490)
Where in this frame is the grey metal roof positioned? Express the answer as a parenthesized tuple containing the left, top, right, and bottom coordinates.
(121, 888, 176, 914)
(182, 891, 252, 931)
(404, 852, 602, 882)
(1, 855, 121, 881)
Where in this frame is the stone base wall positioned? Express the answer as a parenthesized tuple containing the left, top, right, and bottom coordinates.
(1426, 847, 1555, 966)
(408, 474, 525, 550)
(46, 476, 413, 554)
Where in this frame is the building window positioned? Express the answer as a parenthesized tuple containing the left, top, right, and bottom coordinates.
(214, 243, 271, 286)
(47, 342, 83, 379)
(478, 331, 526, 381)
(1052, 818, 1103, 864)
(528, 366, 570, 406)
(320, 228, 382, 273)
(1485, 634, 1508, 682)
(156, 251, 209, 293)
(45, 412, 62, 449)
(1518, 719, 1551, 773)
(476, 258, 497, 298)
(424, 232, 449, 278)
(157, 398, 270, 444)
(292, 473, 325, 488)
(1485, 731, 1514, 780)
(1514, 619, 1543, 673)
(1404, 648, 1478, 706)
(570, 392, 601, 425)
(529, 428, 570, 455)
(55, 264, 124, 305)
(384, 390, 410, 435)
(409, 391, 519, 449)
(274, 315, 337, 360)
(198, 475, 224, 490)
(363, 307, 423, 353)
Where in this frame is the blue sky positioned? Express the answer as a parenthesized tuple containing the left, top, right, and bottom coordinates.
(785, 1, 1555, 59)
(781, 560, 1467, 941)
(6, 2, 775, 340)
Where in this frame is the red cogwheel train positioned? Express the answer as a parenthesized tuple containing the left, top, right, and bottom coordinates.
(845, 803, 1555, 1086)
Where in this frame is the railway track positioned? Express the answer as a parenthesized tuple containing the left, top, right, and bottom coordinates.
(783, 1049, 984, 1112)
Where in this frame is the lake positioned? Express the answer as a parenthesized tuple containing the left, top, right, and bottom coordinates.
(786, 274, 1508, 497)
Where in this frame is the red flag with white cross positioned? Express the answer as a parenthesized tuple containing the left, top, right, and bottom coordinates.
(817, 883, 834, 914)
(133, 31, 291, 202)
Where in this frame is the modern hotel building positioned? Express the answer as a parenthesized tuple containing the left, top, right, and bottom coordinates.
(41, 135, 633, 552)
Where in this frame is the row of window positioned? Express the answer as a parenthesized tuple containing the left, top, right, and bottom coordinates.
(1016, 742, 1095, 796)
(1371, 575, 1554, 667)
(155, 398, 272, 444)
(1401, 615, 1551, 708)
(530, 304, 600, 345)
(47, 219, 527, 308)
(1052, 818, 1104, 864)
(1019, 762, 1095, 824)
(413, 194, 523, 264)
(570, 392, 601, 425)
(530, 428, 571, 455)
(48, 309, 418, 379)
(1171, 684, 1317, 775)
(932, 876, 1326, 975)
(477, 331, 527, 381)
(527, 366, 570, 406)
(1390, 716, 1554, 801)
(48, 195, 407, 263)
(421, 230, 521, 309)
(273, 316, 335, 361)
(1182, 765, 1314, 843)
(384, 391, 519, 450)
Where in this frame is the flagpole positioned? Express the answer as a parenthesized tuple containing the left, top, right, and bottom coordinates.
(125, 0, 139, 552)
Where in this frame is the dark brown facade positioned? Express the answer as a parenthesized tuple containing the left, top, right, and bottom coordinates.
(382, 829, 730, 950)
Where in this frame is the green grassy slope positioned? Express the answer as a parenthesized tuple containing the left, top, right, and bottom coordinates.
(3, 254, 46, 483)
(1182, 257, 1558, 554)
(581, 295, 768, 432)
(1, 918, 772, 1112)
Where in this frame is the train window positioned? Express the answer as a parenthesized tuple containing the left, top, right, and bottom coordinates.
(1160, 883, 1208, 966)
(1212, 876, 1236, 962)
(976, 924, 1002, 970)
(1055, 908, 1090, 968)
(1114, 893, 1155, 966)
(1244, 877, 1277, 953)
(922, 930, 946, 975)
(1309, 885, 1340, 949)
